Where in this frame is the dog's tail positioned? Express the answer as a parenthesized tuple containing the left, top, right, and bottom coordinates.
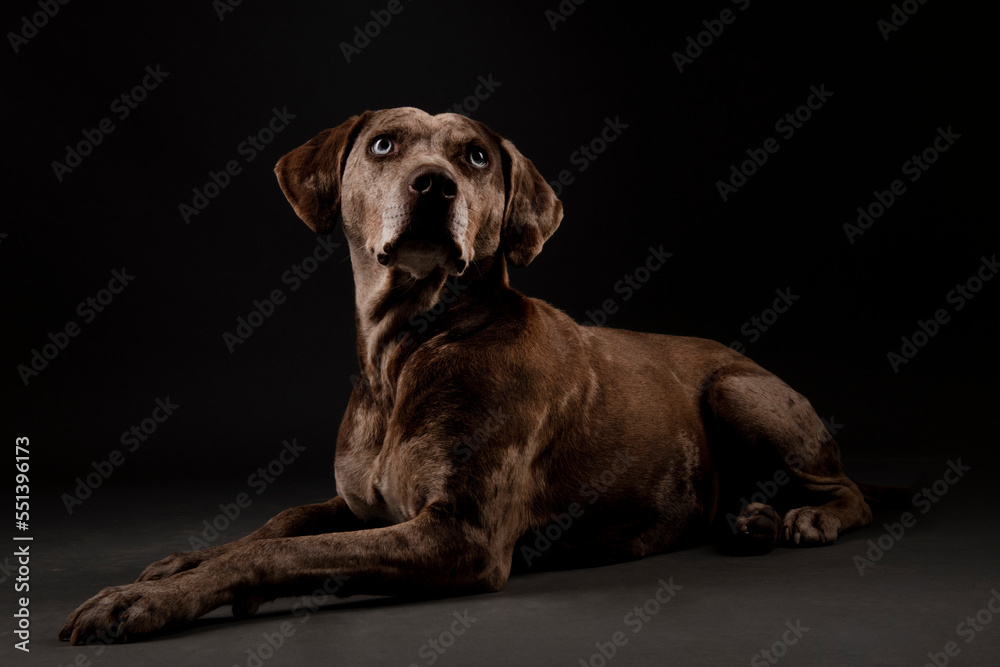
(855, 482, 914, 509)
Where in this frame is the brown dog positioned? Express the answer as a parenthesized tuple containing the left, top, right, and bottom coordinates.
(59, 107, 872, 644)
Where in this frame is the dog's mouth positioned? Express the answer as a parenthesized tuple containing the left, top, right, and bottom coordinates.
(375, 207, 469, 279)
(376, 233, 467, 280)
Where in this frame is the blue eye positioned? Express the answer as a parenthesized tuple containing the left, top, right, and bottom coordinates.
(371, 136, 393, 155)
(468, 146, 488, 168)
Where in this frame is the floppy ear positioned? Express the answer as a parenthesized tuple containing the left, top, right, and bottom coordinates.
(274, 113, 368, 234)
(500, 138, 563, 266)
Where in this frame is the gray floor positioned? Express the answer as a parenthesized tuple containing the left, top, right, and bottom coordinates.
(7, 456, 999, 666)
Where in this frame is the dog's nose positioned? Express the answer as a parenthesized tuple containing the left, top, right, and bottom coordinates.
(407, 166, 457, 200)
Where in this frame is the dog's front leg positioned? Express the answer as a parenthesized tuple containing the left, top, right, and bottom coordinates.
(60, 508, 509, 644)
(136, 495, 365, 582)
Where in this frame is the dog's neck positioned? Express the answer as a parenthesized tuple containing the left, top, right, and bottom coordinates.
(350, 249, 509, 397)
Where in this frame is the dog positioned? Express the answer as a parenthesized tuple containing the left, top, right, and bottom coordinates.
(59, 107, 872, 644)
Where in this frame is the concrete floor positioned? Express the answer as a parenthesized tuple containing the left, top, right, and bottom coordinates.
(8, 455, 999, 666)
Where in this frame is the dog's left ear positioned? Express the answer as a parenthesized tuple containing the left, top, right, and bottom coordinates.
(274, 113, 368, 234)
(500, 138, 563, 266)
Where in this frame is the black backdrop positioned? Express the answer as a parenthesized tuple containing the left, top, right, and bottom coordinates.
(3, 1, 994, 501)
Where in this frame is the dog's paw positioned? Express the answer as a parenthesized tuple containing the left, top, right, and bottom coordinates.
(136, 548, 219, 582)
(58, 576, 206, 645)
(731, 502, 781, 554)
(781, 506, 841, 546)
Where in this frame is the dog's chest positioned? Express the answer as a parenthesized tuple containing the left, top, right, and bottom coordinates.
(334, 400, 434, 525)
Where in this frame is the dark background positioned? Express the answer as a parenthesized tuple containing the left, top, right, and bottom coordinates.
(2, 0, 994, 554)
(2, 2, 998, 664)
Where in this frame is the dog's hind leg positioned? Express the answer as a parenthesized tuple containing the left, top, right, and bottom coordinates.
(704, 360, 872, 551)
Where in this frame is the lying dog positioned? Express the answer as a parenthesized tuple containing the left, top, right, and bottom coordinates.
(59, 107, 872, 644)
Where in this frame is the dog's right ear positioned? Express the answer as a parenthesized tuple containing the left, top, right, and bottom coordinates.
(274, 113, 368, 234)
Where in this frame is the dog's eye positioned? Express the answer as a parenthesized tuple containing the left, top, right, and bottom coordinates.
(371, 136, 394, 155)
(467, 146, 488, 168)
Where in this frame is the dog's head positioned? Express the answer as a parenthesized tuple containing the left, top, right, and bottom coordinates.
(274, 107, 562, 279)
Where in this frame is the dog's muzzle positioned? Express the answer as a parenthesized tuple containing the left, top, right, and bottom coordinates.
(376, 165, 469, 278)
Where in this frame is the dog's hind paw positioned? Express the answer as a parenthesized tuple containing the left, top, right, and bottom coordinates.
(730, 502, 781, 555)
(781, 506, 841, 546)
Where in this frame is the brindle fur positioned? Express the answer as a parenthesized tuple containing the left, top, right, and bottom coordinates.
(59, 108, 871, 644)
